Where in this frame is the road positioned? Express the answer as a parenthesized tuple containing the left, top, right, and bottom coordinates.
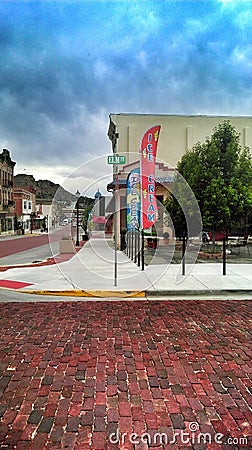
(0, 224, 74, 258)
(0, 298, 251, 449)
(0, 224, 77, 266)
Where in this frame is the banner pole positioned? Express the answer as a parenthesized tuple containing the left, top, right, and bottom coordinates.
(223, 236, 226, 276)
(182, 235, 186, 276)
(137, 230, 140, 266)
(141, 228, 145, 270)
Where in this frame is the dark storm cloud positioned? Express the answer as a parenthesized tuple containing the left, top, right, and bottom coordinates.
(0, 0, 251, 182)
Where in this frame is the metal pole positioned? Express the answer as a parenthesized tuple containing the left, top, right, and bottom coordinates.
(134, 230, 137, 263)
(114, 164, 119, 286)
(141, 229, 145, 270)
(137, 230, 140, 266)
(223, 237, 226, 275)
(182, 236, 186, 276)
(76, 200, 80, 246)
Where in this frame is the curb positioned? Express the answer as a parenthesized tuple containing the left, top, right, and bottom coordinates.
(15, 288, 252, 298)
(146, 289, 252, 297)
(18, 289, 146, 298)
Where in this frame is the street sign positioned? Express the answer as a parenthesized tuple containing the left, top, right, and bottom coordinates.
(107, 154, 126, 165)
(107, 154, 126, 286)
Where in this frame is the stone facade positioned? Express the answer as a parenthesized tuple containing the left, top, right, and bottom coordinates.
(0, 149, 16, 234)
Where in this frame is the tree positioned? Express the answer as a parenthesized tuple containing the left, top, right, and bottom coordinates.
(76, 196, 95, 232)
(164, 121, 252, 239)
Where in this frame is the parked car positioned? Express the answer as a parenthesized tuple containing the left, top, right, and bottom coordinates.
(208, 231, 227, 241)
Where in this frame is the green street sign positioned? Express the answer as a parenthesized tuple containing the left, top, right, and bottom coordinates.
(107, 154, 126, 165)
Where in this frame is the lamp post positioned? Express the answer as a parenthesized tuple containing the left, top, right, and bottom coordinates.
(75, 190, 80, 246)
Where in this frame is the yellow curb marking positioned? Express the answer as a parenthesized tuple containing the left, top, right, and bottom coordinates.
(18, 289, 146, 298)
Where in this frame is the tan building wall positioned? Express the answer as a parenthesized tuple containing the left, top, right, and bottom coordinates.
(108, 114, 252, 240)
(108, 114, 252, 168)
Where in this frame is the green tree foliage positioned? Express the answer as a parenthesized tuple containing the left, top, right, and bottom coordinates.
(164, 121, 252, 237)
(77, 196, 95, 231)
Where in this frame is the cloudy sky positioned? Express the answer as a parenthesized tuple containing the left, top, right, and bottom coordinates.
(1, 0, 252, 196)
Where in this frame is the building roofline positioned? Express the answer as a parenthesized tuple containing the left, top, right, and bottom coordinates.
(109, 113, 252, 119)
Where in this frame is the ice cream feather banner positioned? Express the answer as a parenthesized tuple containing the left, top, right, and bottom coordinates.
(126, 167, 140, 230)
(140, 125, 161, 229)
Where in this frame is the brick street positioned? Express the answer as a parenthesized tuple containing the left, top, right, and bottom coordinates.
(0, 300, 251, 449)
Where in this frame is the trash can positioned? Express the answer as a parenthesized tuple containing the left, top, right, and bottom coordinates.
(59, 238, 75, 254)
(147, 237, 158, 249)
(152, 238, 158, 249)
(120, 229, 126, 251)
(147, 238, 153, 249)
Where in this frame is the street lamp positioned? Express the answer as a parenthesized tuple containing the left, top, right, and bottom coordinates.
(75, 190, 80, 246)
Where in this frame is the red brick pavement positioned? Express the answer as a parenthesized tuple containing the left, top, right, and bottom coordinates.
(0, 300, 251, 450)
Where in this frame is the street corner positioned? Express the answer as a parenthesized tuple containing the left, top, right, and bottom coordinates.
(0, 251, 76, 273)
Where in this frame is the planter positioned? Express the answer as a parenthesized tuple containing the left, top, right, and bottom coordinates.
(59, 238, 75, 254)
(147, 237, 159, 249)
(160, 238, 170, 245)
(198, 251, 222, 260)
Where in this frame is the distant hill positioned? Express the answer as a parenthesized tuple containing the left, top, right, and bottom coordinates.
(14, 174, 89, 205)
(36, 179, 77, 203)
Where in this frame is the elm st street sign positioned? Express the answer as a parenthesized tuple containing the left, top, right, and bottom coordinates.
(107, 154, 126, 165)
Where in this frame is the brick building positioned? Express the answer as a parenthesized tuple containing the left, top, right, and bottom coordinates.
(0, 149, 16, 234)
(13, 186, 36, 233)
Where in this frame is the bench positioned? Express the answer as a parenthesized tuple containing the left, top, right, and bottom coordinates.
(229, 237, 250, 255)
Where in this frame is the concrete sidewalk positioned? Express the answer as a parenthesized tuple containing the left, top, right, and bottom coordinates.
(1, 236, 252, 297)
